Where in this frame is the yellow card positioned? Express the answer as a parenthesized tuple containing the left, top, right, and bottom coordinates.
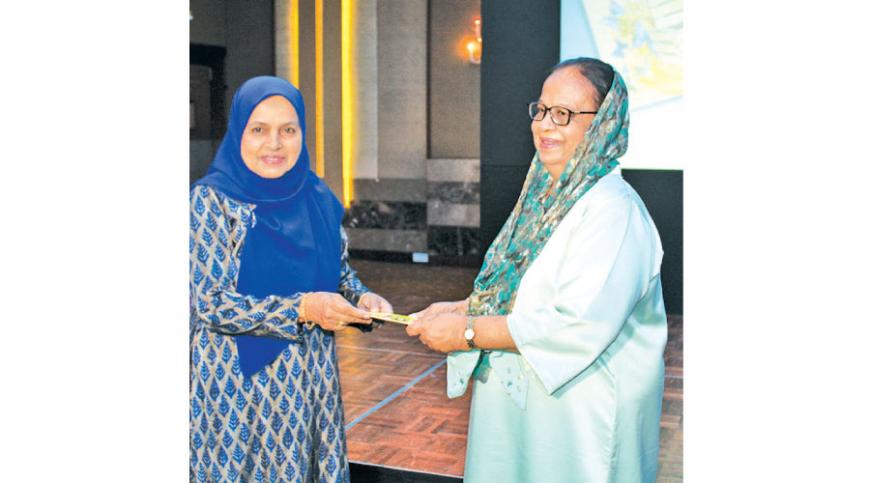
(368, 312, 414, 325)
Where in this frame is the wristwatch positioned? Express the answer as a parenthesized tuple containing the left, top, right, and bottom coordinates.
(464, 317, 477, 349)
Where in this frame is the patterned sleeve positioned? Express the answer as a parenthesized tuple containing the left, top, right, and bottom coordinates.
(337, 226, 370, 305)
(190, 186, 302, 341)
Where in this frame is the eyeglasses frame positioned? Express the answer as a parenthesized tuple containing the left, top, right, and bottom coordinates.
(528, 101, 598, 126)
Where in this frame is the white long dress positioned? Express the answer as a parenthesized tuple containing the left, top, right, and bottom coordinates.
(463, 169, 668, 483)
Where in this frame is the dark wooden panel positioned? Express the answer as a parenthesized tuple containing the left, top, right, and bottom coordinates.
(480, 0, 560, 167)
(479, 164, 528, 256)
(622, 169, 683, 314)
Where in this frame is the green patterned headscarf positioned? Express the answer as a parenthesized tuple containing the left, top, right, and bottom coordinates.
(468, 70, 630, 318)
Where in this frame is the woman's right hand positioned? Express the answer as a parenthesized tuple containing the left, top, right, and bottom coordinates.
(301, 292, 372, 331)
(410, 299, 469, 321)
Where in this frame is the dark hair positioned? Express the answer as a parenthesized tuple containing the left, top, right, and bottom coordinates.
(551, 57, 615, 107)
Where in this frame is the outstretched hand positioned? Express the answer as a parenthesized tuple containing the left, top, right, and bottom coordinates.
(357, 292, 393, 314)
(301, 292, 372, 331)
(406, 312, 467, 353)
(409, 299, 468, 320)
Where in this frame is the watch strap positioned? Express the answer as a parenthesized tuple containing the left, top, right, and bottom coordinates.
(465, 317, 476, 349)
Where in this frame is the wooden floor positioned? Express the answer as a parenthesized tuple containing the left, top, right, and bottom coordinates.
(338, 260, 683, 481)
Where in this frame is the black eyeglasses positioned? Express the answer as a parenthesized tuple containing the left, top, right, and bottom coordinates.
(528, 101, 598, 126)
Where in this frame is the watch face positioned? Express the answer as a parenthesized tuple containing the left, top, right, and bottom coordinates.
(464, 328, 475, 340)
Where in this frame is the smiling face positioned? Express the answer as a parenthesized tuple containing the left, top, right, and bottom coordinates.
(240, 95, 303, 179)
(531, 67, 601, 180)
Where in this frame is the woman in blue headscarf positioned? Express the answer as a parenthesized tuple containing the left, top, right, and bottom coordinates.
(189, 76, 392, 482)
(408, 58, 668, 482)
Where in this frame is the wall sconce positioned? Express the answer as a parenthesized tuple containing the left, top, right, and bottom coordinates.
(466, 17, 482, 64)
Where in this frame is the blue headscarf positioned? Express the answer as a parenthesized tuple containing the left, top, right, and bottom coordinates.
(194, 76, 344, 378)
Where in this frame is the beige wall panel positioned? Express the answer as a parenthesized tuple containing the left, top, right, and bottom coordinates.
(427, 158, 481, 183)
(376, 0, 428, 180)
(275, 0, 291, 82)
(323, 0, 344, 199)
(427, 201, 480, 227)
(429, 0, 481, 159)
(298, 0, 318, 172)
(353, 0, 379, 180)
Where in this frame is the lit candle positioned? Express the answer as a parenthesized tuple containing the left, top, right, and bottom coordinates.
(467, 41, 480, 64)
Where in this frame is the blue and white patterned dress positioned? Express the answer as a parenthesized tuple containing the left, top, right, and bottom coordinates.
(189, 185, 369, 482)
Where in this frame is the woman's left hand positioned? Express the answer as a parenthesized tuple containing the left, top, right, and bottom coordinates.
(406, 312, 467, 353)
(357, 292, 393, 314)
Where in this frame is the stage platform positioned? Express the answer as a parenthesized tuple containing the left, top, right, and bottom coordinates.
(338, 260, 683, 482)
